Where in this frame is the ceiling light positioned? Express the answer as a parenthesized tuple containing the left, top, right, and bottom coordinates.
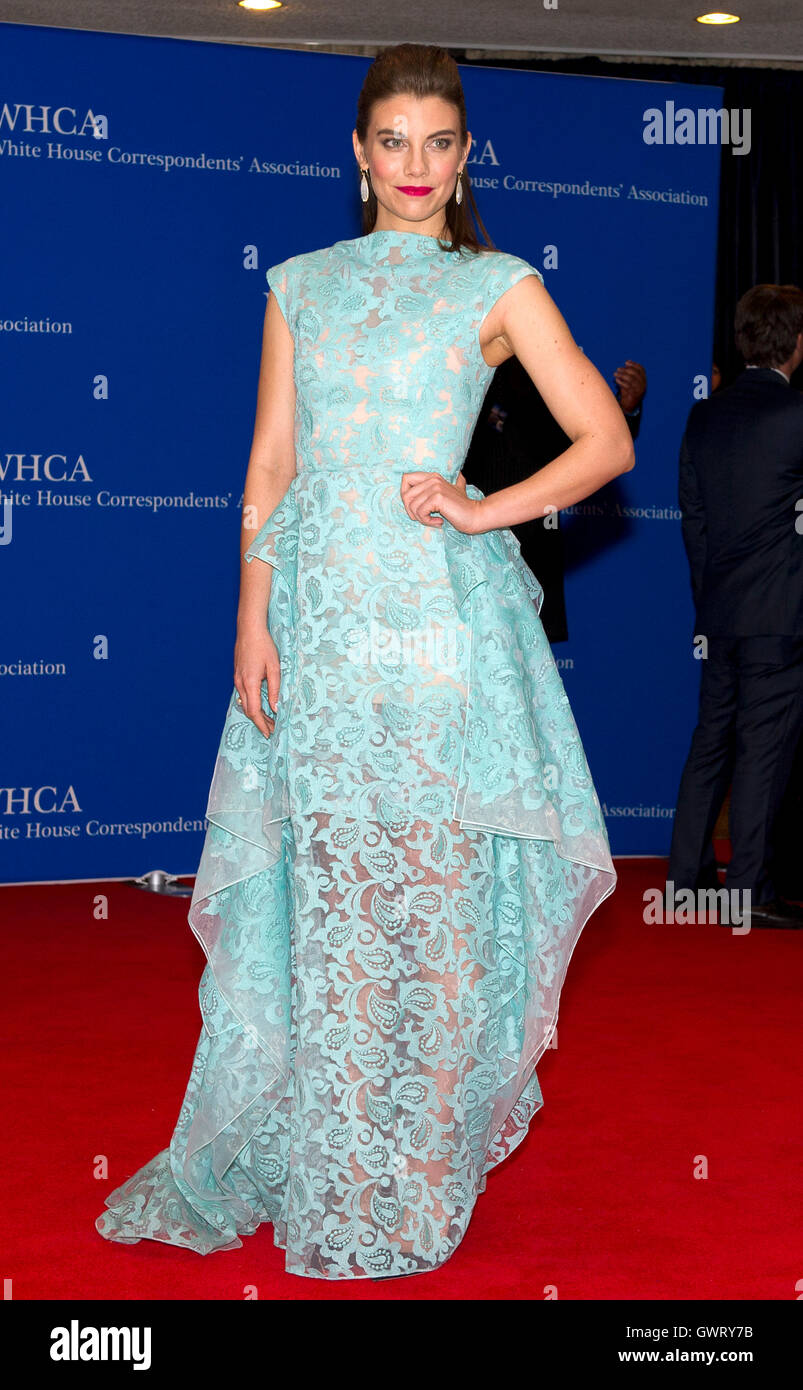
(695, 12, 741, 23)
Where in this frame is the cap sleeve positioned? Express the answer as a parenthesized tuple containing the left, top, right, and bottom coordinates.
(265, 257, 295, 331)
(480, 251, 544, 328)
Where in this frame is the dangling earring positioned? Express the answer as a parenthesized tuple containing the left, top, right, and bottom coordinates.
(455, 169, 463, 205)
(360, 167, 370, 203)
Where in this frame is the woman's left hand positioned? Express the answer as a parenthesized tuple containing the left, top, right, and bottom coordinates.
(400, 470, 483, 533)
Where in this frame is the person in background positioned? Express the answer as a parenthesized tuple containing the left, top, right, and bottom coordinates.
(768, 359, 803, 902)
(614, 359, 648, 431)
(667, 284, 803, 927)
(462, 356, 646, 642)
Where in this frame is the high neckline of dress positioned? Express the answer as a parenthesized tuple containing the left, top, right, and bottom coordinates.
(363, 228, 453, 249)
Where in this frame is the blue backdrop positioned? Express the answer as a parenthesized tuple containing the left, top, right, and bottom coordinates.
(0, 23, 722, 881)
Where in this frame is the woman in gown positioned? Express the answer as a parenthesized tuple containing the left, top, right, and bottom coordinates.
(96, 43, 634, 1281)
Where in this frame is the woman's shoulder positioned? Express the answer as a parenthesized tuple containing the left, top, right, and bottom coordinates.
(265, 237, 365, 290)
(266, 243, 327, 277)
(474, 245, 544, 280)
(263, 242, 339, 313)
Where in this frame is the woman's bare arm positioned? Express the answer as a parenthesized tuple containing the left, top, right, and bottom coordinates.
(471, 274, 635, 532)
(237, 291, 297, 627)
(233, 288, 296, 738)
(400, 273, 635, 534)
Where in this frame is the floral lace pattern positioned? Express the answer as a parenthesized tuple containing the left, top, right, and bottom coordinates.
(96, 230, 616, 1279)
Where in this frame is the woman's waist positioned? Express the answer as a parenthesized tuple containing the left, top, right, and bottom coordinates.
(292, 463, 462, 481)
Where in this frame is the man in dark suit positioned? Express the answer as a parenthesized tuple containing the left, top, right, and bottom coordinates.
(667, 284, 803, 927)
(462, 357, 645, 642)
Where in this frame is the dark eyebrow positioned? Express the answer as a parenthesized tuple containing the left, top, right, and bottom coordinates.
(375, 128, 457, 137)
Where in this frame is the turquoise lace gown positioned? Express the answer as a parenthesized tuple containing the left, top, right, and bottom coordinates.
(96, 228, 616, 1280)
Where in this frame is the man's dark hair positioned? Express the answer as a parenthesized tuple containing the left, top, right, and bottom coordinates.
(734, 284, 803, 367)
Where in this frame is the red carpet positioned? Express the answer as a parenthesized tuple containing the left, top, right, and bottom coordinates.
(3, 860, 801, 1301)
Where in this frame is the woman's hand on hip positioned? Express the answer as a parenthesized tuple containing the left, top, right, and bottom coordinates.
(400, 470, 481, 533)
(234, 621, 280, 739)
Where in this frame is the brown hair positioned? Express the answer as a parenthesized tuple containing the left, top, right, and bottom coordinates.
(734, 284, 803, 367)
(354, 43, 496, 256)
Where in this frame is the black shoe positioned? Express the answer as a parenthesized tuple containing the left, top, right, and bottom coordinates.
(746, 898, 803, 929)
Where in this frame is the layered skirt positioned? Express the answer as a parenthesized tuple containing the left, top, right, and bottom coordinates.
(96, 471, 616, 1279)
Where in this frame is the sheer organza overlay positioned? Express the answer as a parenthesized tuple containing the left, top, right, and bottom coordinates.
(96, 230, 616, 1279)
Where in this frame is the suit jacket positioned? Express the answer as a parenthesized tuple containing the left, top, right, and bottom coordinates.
(679, 368, 803, 637)
(462, 356, 641, 643)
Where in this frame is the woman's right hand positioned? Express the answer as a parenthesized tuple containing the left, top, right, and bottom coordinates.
(234, 620, 281, 739)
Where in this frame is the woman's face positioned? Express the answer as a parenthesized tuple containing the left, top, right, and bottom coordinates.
(353, 94, 470, 230)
